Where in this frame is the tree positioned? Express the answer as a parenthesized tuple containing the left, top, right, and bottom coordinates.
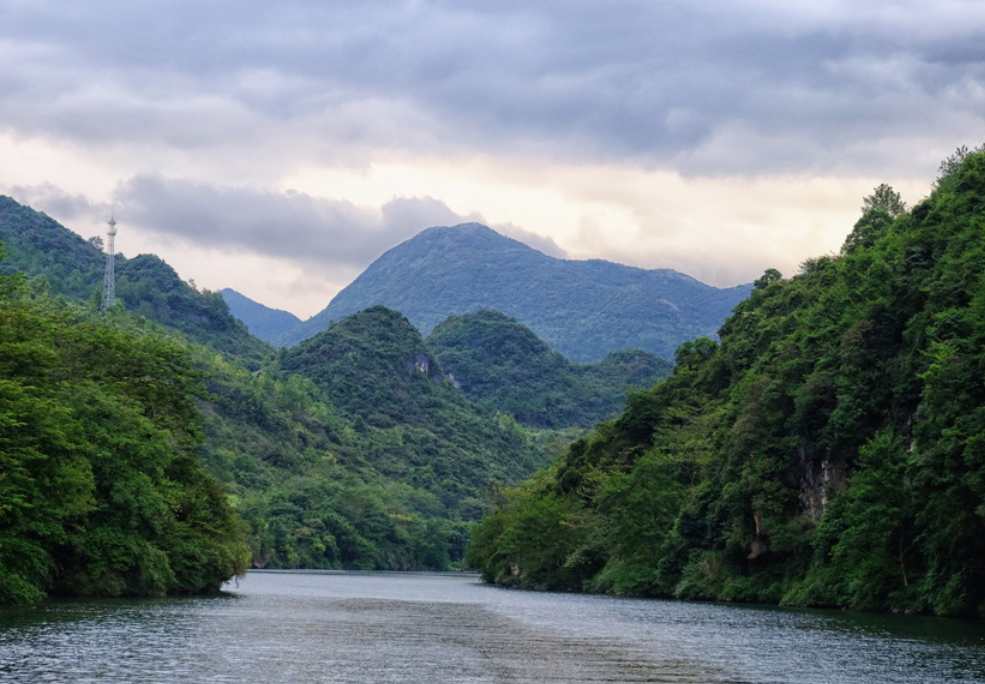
(842, 184, 906, 255)
(754, 269, 782, 290)
(861, 183, 906, 218)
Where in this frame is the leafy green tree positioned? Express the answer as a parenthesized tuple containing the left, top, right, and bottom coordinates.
(861, 183, 907, 218)
(0, 251, 248, 603)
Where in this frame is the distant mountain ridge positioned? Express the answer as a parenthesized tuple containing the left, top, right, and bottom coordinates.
(274, 223, 752, 361)
(221, 288, 301, 342)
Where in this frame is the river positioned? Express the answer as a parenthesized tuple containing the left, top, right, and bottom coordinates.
(1, 571, 984, 683)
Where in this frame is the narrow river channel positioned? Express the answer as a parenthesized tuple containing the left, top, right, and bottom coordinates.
(2, 571, 984, 683)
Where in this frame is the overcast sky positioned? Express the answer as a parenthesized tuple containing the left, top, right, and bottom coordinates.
(2, 1, 983, 317)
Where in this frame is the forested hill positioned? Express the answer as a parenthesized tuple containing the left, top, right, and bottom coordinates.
(276, 223, 751, 361)
(427, 310, 672, 429)
(0, 197, 269, 364)
(278, 306, 546, 509)
(467, 146, 985, 618)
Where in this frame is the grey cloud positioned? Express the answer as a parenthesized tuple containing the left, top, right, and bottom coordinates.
(381, 196, 479, 233)
(3, 183, 107, 225)
(2, 1, 985, 175)
(494, 224, 567, 259)
(115, 174, 484, 269)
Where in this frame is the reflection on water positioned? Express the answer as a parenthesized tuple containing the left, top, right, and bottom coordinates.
(1, 571, 984, 683)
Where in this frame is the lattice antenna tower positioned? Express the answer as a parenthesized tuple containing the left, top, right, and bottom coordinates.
(100, 214, 118, 313)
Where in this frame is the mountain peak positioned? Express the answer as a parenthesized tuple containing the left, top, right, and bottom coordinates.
(279, 223, 751, 360)
(382, 222, 537, 259)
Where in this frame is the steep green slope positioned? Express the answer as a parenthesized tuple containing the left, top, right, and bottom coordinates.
(193, 344, 481, 571)
(279, 306, 547, 511)
(279, 223, 750, 361)
(427, 310, 672, 429)
(0, 196, 269, 364)
(467, 147, 985, 618)
(0, 197, 104, 295)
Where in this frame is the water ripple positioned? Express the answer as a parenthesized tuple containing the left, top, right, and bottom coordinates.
(1, 572, 984, 683)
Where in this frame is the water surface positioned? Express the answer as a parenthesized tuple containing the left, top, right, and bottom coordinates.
(1, 571, 983, 683)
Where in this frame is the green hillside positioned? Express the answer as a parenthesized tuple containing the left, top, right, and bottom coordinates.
(427, 310, 672, 429)
(194, 341, 501, 572)
(0, 196, 269, 365)
(279, 306, 547, 511)
(467, 146, 985, 618)
(0, 199, 561, 595)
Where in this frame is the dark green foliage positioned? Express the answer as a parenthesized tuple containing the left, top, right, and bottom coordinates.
(280, 223, 751, 361)
(0, 266, 248, 603)
(427, 310, 671, 429)
(861, 183, 907, 218)
(465, 472, 600, 591)
(192, 344, 475, 572)
(0, 198, 105, 293)
(468, 149, 985, 617)
(279, 307, 548, 516)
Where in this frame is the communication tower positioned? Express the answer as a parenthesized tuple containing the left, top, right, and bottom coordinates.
(100, 215, 118, 313)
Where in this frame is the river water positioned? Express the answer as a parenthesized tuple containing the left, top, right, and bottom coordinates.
(1, 571, 984, 683)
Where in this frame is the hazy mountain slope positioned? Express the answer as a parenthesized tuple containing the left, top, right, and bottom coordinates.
(0, 196, 270, 364)
(280, 223, 751, 361)
(427, 310, 672, 429)
(221, 287, 301, 343)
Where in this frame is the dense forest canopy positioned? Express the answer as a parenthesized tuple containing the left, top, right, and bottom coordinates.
(427, 310, 672, 429)
(0, 260, 248, 603)
(467, 145, 985, 618)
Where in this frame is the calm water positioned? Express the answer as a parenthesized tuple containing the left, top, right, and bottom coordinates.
(2, 571, 984, 683)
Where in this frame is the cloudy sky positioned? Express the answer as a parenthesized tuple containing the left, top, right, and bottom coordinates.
(2, 1, 983, 317)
